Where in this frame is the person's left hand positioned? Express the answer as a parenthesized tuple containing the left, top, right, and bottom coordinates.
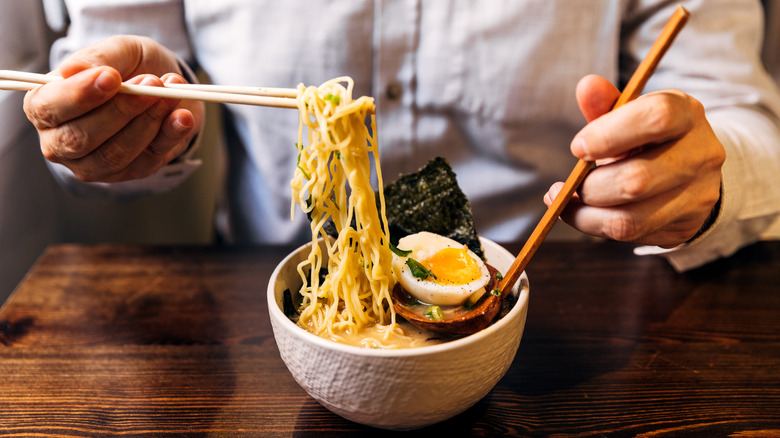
(544, 74, 725, 247)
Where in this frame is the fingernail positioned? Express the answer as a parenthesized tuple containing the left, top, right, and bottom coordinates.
(571, 137, 589, 160)
(172, 117, 193, 133)
(139, 76, 161, 86)
(163, 74, 185, 85)
(95, 71, 119, 92)
(549, 184, 561, 200)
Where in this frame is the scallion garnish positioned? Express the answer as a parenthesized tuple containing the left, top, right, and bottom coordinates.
(324, 93, 341, 105)
(389, 242, 412, 257)
(406, 258, 436, 281)
(296, 152, 310, 179)
(424, 305, 443, 321)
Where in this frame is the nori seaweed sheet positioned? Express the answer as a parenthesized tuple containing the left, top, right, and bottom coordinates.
(380, 157, 484, 259)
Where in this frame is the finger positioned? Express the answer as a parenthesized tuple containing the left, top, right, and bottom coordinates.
(101, 109, 194, 181)
(37, 74, 168, 162)
(570, 90, 695, 162)
(558, 186, 705, 247)
(576, 141, 699, 207)
(143, 74, 197, 164)
(109, 75, 201, 181)
(74, 74, 195, 182)
(575, 74, 620, 122)
(23, 67, 122, 130)
(543, 181, 564, 207)
(58, 76, 185, 182)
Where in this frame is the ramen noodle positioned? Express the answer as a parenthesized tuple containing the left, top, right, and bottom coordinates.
(291, 77, 410, 348)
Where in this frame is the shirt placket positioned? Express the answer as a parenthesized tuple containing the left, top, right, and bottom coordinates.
(373, 0, 420, 174)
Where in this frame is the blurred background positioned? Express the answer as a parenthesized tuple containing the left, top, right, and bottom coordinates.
(1, 0, 779, 304)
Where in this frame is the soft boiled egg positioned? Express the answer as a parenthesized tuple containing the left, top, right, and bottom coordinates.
(391, 231, 490, 306)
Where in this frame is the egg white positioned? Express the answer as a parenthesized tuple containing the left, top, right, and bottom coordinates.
(391, 231, 490, 306)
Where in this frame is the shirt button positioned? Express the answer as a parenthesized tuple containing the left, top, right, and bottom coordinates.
(385, 83, 402, 100)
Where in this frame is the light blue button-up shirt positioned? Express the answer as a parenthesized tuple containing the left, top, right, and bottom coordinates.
(44, 0, 780, 270)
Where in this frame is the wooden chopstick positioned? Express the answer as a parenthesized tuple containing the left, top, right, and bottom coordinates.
(497, 5, 690, 295)
(0, 70, 299, 109)
(0, 80, 43, 91)
(163, 82, 298, 98)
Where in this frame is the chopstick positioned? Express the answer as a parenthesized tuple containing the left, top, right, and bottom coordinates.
(163, 82, 298, 98)
(0, 69, 300, 109)
(497, 5, 690, 295)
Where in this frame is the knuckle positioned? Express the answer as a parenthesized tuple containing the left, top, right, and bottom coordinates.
(705, 141, 726, 170)
(605, 211, 641, 242)
(688, 95, 706, 117)
(93, 143, 132, 176)
(51, 124, 90, 159)
(144, 140, 171, 159)
(618, 163, 652, 200)
(645, 92, 692, 136)
(644, 97, 676, 135)
(40, 145, 61, 164)
(24, 93, 59, 129)
(144, 101, 172, 124)
(109, 97, 142, 120)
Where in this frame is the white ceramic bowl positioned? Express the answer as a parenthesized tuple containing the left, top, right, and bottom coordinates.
(267, 237, 530, 430)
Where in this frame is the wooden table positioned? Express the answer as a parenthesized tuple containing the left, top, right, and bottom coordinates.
(1, 241, 778, 437)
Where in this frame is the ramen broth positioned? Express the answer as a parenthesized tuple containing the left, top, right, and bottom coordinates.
(302, 318, 459, 349)
(285, 279, 515, 349)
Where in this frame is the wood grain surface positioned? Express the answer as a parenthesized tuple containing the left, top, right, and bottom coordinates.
(1, 241, 778, 437)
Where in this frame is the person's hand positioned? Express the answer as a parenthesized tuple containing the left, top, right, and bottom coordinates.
(23, 35, 204, 182)
(544, 74, 725, 247)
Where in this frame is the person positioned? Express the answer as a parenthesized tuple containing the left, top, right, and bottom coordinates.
(24, 0, 780, 271)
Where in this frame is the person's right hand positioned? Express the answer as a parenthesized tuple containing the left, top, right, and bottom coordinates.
(23, 35, 204, 182)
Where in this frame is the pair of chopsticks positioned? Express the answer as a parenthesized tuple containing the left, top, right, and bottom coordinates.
(497, 5, 690, 295)
(0, 69, 299, 109)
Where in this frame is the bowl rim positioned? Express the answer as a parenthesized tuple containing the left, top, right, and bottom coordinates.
(267, 236, 530, 358)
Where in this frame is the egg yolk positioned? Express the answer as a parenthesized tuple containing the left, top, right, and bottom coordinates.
(422, 247, 482, 285)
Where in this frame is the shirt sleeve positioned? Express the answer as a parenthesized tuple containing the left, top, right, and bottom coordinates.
(626, 0, 780, 270)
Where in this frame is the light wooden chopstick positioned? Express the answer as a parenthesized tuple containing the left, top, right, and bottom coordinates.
(497, 5, 690, 295)
(0, 69, 299, 109)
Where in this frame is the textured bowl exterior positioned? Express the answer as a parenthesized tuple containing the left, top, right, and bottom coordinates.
(268, 238, 530, 430)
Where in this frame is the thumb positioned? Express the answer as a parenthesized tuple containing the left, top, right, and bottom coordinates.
(576, 74, 621, 122)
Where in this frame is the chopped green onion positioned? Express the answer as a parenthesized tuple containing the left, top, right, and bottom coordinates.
(296, 152, 310, 179)
(495, 272, 504, 280)
(406, 258, 436, 281)
(424, 305, 443, 321)
(324, 93, 341, 105)
(491, 289, 501, 296)
(389, 242, 412, 257)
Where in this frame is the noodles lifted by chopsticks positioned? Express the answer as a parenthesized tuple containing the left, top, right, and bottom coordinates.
(291, 77, 401, 346)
